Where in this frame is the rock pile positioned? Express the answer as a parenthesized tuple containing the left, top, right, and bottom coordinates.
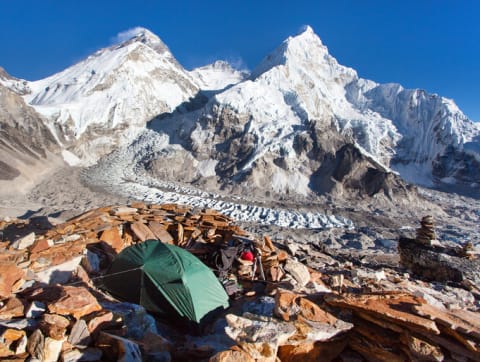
(0, 203, 478, 361)
(399, 216, 480, 293)
(416, 215, 437, 245)
(325, 292, 480, 362)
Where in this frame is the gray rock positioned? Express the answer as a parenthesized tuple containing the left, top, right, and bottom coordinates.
(101, 302, 158, 340)
(61, 347, 103, 362)
(283, 259, 310, 287)
(242, 296, 275, 317)
(398, 237, 480, 288)
(81, 250, 101, 274)
(225, 313, 296, 361)
(68, 319, 91, 348)
(11, 232, 35, 250)
(27, 329, 44, 360)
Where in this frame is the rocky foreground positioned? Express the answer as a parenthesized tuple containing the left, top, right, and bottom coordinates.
(0, 203, 479, 361)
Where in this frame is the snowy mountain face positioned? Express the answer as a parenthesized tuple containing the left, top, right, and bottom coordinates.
(0, 67, 31, 95)
(140, 26, 479, 199)
(189, 61, 249, 91)
(2, 25, 476, 200)
(24, 28, 200, 165)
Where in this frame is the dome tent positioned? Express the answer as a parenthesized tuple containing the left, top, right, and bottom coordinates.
(101, 239, 229, 323)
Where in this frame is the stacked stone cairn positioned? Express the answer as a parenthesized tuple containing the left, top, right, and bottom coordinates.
(416, 215, 436, 245)
(461, 241, 475, 259)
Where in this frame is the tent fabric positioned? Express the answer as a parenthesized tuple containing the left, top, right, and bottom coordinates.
(102, 239, 229, 323)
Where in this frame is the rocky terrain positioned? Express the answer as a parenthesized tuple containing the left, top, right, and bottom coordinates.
(0, 25, 479, 361)
(0, 203, 478, 361)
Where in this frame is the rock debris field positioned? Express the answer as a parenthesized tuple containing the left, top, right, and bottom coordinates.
(0, 202, 479, 361)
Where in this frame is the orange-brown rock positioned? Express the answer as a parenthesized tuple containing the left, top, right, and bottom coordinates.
(353, 314, 400, 347)
(85, 310, 114, 335)
(29, 240, 87, 270)
(40, 313, 70, 340)
(274, 289, 300, 321)
(399, 333, 444, 361)
(278, 338, 347, 362)
(0, 328, 27, 357)
(29, 238, 53, 254)
(0, 296, 25, 319)
(47, 286, 101, 320)
(209, 348, 255, 362)
(148, 221, 174, 244)
(298, 297, 337, 324)
(99, 227, 124, 253)
(325, 292, 440, 335)
(263, 235, 276, 252)
(413, 303, 480, 341)
(350, 333, 407, 362)
(96, 331, 141, 361)
(130, 222, 156, 242)
(27, 329, 45, 360)
(0, 263, 25, 298)
(75, 264, 92, 285)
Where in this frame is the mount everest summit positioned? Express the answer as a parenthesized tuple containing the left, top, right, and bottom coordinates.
(1, 26, 479, 202)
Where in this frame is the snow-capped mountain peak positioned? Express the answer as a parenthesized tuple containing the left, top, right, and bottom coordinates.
(115, 27, 172, 57)
(9, 25, 478, 196)
(189, 60, 248, 90)
(251, 25, 339, 79)
(24, 28, 199, 165)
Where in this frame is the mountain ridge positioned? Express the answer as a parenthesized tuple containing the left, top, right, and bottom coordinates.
(1, 25, 478, 198)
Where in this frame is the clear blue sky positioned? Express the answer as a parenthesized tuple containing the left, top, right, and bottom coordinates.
(1, 1, 478, 120)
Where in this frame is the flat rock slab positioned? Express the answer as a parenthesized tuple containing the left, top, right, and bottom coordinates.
(47, 286, 102, 320)
(325, 292, 440, 335)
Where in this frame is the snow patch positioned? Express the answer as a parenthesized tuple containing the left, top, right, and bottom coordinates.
(197, 159, 217, 177)
(62, 150, 81, 166)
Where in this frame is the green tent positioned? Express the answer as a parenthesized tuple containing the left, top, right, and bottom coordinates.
(101, 239, 229, 323)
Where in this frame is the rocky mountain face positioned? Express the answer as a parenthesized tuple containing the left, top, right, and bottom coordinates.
(137, 26, 478, 201)
(0, 77, 61, 194)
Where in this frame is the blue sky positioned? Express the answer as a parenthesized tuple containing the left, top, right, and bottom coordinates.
(1, 1, 478, 120)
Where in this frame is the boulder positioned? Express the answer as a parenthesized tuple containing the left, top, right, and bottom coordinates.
(0, 328, 27, 356)
(101, 302, 158, 339)
(0, 296, 25, 319)
(43, 337, 64, 362)
(283, 259, 310, 288)
(96, 332, 142, 362)
(68, 319, 91, 348)
(209, 348, 255, 362)
(40, 313, 70, 340)
(11, 231, 35, 250)
(34, 255, 83, 284)
(47, 286, 102, 320)
(26, 329, 44, 360)
(398, 237, 480, 288)
(0, 263, 25, 298)
(277, 338, 347, 362)
(81, 249, 101, 274)
(84, 310, 114, 335)
(225, 313, 296, 362)
(99, 227, 125, 253)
